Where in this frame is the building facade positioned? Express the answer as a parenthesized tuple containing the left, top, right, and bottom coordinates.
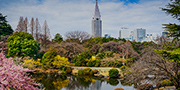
(119, 27, 131, 40)
(92, 0, 102, 37)
(133, 28, 146, 42)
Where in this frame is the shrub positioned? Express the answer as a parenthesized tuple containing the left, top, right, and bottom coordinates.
(138, 84, 153, 90)
(108, 78, 119, 86)
(23, 58, 42, 69)
(95, 59, 101, 67)
(78, 69, 83, 75)
(161, 79, 173, 87)
(7, 32, 40, 57)
(73, 51, 92, 66)
(83, 67, 92, 75)
(65, 67, 72, 74)
(42, 47, 58, 69)
(61, 70, 66, 74)
(90, 70, 94, 76)
(87, 60, 96, 67)
(109, 69, 119, 78)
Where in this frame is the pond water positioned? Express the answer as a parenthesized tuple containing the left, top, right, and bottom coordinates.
(32, 73, 136, 90)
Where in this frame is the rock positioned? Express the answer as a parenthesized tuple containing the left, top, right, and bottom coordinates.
(94, 74, 104, 78)
(114, 88, 125, 90)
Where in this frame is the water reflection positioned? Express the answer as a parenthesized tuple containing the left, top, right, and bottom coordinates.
(32, 73, 136, 90)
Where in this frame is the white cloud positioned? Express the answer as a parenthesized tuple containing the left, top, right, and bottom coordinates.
(0, 0, 178, 38)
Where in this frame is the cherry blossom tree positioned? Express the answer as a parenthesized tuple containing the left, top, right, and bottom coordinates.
(0, 50, 40, 89)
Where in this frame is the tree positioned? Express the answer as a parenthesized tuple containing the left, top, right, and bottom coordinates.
(162, 1, 180, 39)
(65, 31, 91, 41)
(126, 45, 180, 89)
(0, 51, 40, 89)
(35, 18, 41, 41)
(52, 33, 63, 43)
(0, 13, 13, 36)
(52, 55, 70, 68)
(24, 17, 28, 32)
(7, 32, 40, 57)
(42, 47, 58, 69)
(42, 20, 51, 47)
(16, 17, 24, 32)
(29, 17, 35, 37)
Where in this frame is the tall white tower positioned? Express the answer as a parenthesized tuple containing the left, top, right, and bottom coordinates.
(92, 0, 102, 37)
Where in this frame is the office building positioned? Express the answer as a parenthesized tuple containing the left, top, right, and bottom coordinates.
(92, 0, 102, 37)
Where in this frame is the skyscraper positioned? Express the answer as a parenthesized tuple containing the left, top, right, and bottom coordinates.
(92, 0, 102, 37)
(133, 28, 146, 42)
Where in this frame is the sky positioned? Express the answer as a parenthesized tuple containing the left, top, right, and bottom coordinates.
(0, 0, 178, 38)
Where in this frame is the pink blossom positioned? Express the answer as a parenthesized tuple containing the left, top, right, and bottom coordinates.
(0, 51, 41, 90)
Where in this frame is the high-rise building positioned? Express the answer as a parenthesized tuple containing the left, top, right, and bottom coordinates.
(133, 28, 146, 42)
(92, 0, 102, 37)
(119, 27, 131, 40)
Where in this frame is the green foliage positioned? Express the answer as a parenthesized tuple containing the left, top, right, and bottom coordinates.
(161, 79, 174, 87)
(108, 69, 119, 78)
(162, 1, 180, 39)
(108, 78, 119, 86)
(78, 69, 83, 75)
(83, 67, 92, 75)
(96, 52, 105, 59)
(138, 84, 153, 90)
(65, 67, 72, 74)
(87, 60, 96, 67)
(73, 51, 92, 66)
(52, 33, 63, 43)
(42, 47, 58, 69)
(0, 13, 13, 36)
(7, 32, 40, 57)
(163, 23, 180, 38)
(82, 37, 126, 48)
(78, 68, 94, 76)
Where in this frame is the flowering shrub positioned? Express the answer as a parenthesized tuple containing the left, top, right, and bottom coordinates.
(0, 51, 40, 89)
(23, 59, 42, 70)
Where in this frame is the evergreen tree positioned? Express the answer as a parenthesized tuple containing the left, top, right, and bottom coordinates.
(0, 13, 13, 36)
(162, 1, 180, 39)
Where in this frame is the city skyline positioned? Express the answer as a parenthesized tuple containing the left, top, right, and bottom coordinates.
(0, 0, 178, 38)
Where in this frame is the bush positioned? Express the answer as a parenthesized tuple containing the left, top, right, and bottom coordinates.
(95, 59, 101, 67)
(108, 78, 119, 86)
(7, 32, 40, 57)
(138, 84, 153, 90)
(73, 51, 92, 66)
(109, 69, 119, 78)
(90, 70, 94, 76)
(42, 47, 58, 69)
(161, 79, 173, 87)
(65, 67, 72, 74)
(83, 67, 92, 75)
(78, 69, 83, 75)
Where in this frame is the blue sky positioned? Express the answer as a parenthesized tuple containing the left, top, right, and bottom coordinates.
(0, 0, 177, 38)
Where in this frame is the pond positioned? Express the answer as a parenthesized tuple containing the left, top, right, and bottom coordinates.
(32, 73, 136, 90)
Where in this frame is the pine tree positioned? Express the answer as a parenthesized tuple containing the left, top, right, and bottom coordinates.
(162, 1, 180, 39)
